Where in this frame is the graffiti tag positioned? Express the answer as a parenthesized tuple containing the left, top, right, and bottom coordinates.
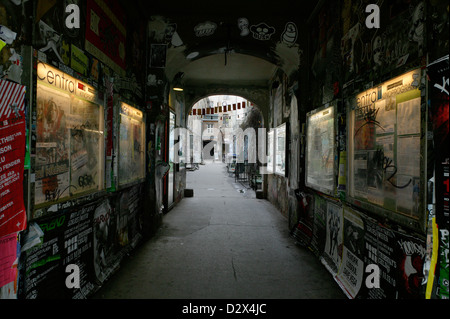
(372, 148, 412, 189)
(354, 107, 384, 137)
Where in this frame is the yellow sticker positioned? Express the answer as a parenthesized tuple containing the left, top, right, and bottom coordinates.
(0, 39, 6, 53)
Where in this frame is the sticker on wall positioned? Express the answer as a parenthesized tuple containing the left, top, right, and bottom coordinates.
(250, 22, 275, 41)
(0, 39, 6, 53)
(147, 73, 163, 87)
(149, 44, 167, 68)
(237, 18, 250, 36)
(37, 20, 64, 64)
(6, 48, 22, 83)
(165, 23, 183, 47)
(70, 44, 89, 76)
(90, 57, 100, 81)
(0, 25, 17, 45)
(194, 21, 217, 37)
(281, 22, 298, 46)
(60, 39, 71, 65)
(408, 2, 425, 55)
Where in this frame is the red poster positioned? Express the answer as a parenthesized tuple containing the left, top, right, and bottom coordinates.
(0, 79, 27, 238)
(85, 0, 127, 76)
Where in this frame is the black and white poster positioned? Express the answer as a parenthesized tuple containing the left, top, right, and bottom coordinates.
(19, 201, 100, 299)
(321, 201, 343, 276)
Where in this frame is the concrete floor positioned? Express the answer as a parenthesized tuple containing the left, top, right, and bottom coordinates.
(92, 162, 346, 299)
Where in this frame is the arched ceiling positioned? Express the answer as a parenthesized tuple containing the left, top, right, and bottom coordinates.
(176, 53, 278, 87)
(142, 0, 318, 89)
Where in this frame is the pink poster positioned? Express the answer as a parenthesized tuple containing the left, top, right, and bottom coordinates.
(0, 233, 19, 297)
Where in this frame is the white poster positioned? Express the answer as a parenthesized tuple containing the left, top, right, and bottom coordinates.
(397, 97, 421, 135)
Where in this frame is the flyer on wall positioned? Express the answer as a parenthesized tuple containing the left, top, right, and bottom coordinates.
(0, 79, 27, 238)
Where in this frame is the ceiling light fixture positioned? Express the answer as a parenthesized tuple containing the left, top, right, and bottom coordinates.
(186, 52, 199, 59)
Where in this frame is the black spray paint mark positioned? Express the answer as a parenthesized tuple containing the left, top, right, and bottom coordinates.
(372, 148, 412, 189)
(354, 107, 385, 137)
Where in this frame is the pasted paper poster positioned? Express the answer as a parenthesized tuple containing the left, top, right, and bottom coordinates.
(321, 201, 343, 275)
(0, 233, 19, 298)
(336, 207, 365, 298)
(0, 79, 27, 238)
(85, 0, 126, 76)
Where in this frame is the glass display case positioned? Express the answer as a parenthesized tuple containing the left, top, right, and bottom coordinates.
(118, 102, 145, 186)
(35, 62, 105, 206)
(305, 104, 336, 195)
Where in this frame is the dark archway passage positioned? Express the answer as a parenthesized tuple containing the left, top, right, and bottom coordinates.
(93, 162, 345, 299)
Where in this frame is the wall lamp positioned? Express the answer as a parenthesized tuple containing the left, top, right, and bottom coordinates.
(173, 72, 185, 92)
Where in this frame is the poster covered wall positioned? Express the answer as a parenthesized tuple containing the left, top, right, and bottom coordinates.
(19, 201, 98, 299)
(0, 79, 27, 238)
(362, 216, 398, 299)
(18, 190, 145, 299)
(118, 184, 143, 248)
(316, 204, 427, 299)
(340, 1, 425, 86)
(427, 55, 449, 299)
(85, 0, 127, 76)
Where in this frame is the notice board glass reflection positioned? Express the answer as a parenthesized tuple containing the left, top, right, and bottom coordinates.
(305, 104, 336, 195)
(35, 62, 105, 208)
(118, 102, 145, 187)
(347, 69, 424, 231)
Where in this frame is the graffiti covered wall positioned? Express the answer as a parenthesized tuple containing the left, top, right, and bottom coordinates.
(293, 0, 447, 299)
(0, 0, 156, 299)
